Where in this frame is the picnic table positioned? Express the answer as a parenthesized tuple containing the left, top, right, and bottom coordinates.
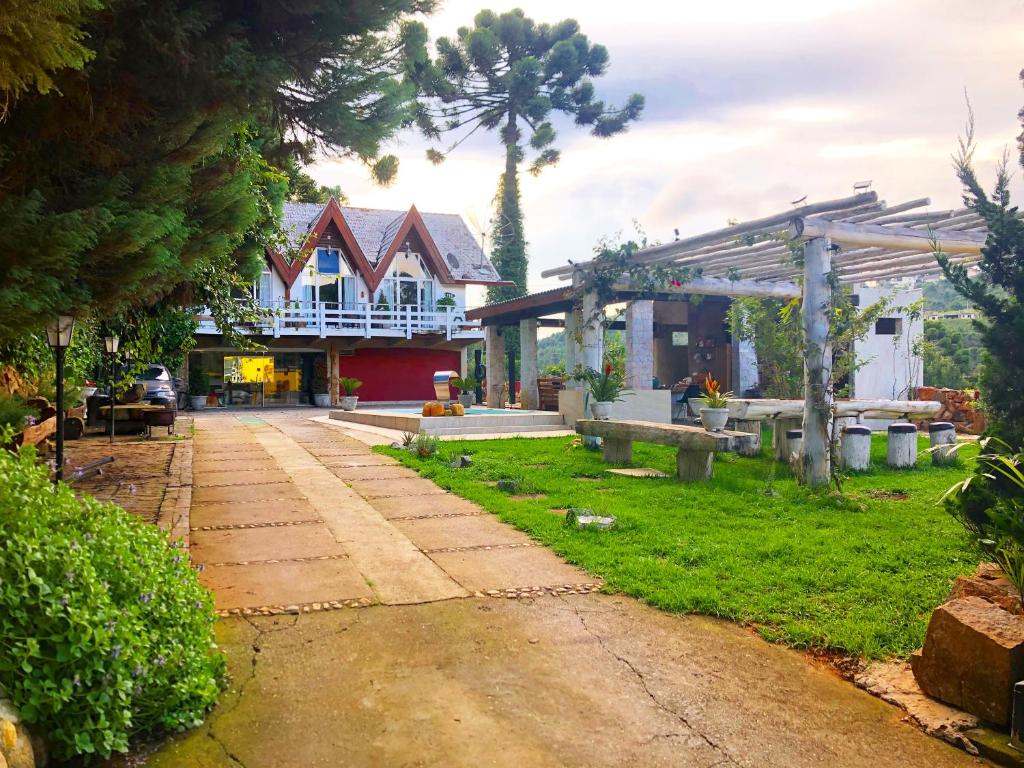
(576, 419, 756, 482)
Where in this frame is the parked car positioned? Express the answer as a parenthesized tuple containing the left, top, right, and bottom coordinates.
(136, 364, 176, 405)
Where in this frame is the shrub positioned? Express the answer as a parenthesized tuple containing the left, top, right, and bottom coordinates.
(187, 365, 209, 397)
(311, 358, 329, 394)
(943, 438, 1024, 596)
(0, 393, 35, 430)
(411, 431, 439, 458)
(338, 377, 362, 396)
(0, 438, 225, 761)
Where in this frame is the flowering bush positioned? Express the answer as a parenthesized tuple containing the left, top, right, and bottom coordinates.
(573, 362, 626, 402)
(0, 437, 224, 761)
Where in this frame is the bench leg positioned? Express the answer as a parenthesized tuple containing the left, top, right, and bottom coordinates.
(602, 437, 632, 464)
(734, 419, 761, 457)
(772, 417, 801, 462)
(677, 449, 714, 482)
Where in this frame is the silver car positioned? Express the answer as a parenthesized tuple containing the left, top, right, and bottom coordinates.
(136, 364, 176, 404)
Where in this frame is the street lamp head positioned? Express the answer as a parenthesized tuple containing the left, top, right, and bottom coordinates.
(45, 315, 76, 349)
(104, 335, 120, 355)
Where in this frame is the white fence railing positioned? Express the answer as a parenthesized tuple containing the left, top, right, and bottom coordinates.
(196, 301, 483, 340)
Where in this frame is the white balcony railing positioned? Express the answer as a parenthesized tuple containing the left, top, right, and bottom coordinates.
(196, 300, 483, 341)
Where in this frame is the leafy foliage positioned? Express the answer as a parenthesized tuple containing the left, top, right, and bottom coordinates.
(0, 437, 224, 760)
(699, 374, 732, 409)
(410, 9, 643, 302)
(921, 318, 982, 389)
(0, 393, 36, 430)
(728, 298, 803, 397)
(187, 365, 209, 397)
(311, 358, 329, 394)
(572, 362, 625, 402)
(937, 101, 1024, 447)
(338, 377, 363, 396)
(451, 376, 478, 394)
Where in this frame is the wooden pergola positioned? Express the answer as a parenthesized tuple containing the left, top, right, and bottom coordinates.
(535, 190, 989, 486)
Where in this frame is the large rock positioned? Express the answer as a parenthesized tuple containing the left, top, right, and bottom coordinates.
(911, 596, 1024, 726)
(948, 574, 1023, 616)
(0, 698, 37, 768)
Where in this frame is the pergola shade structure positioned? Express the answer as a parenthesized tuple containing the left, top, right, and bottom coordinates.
(530, 189, 991, 486)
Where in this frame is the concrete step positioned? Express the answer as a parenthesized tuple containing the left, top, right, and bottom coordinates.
(425, 424, 569, 437)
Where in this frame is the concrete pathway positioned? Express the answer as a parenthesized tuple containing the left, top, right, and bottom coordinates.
(148, 410, 979, 768)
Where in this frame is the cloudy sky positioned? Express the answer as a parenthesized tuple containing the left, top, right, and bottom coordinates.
(311, 0, 1024, 308)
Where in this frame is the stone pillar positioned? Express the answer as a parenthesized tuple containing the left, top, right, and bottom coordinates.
(564, 310, 580, 388)
(580, 290, 604, 374)
(485, 325, 506, 407)
(625, 299, 654, 390)
(519, 319, 539, 411)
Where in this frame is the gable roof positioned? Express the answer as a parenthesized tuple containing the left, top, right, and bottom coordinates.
(270, 199, 505, 291)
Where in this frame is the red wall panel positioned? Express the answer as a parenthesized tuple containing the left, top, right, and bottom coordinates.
(339, 347, 461, 402)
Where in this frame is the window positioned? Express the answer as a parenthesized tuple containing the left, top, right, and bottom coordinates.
(672, 331, 689, 346)
(875, 317, 902, 335)
(255, 269, 272, 305)
(317, 248, 341, 274)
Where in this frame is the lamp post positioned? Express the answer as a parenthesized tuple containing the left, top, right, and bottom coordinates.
(104, 334, 119, 444)
(45, 315, 76, 484)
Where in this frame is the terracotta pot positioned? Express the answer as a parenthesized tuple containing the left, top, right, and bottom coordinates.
(591, 401, 614, 420)
(700, 407, 729, 432)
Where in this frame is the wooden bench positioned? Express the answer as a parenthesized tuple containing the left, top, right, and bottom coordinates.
(575, 419, 757, 482)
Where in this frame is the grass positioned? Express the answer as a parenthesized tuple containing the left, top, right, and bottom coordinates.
(379, 432, 981, 660)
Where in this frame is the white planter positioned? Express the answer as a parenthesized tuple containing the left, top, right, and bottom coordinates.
(591, 401, 614, 420)
(190, 395, 207, 410)
(82, 386, 98, 400)
(313, 393, 331, 408)
(700, 407, 730, 432)
(340, 396, 359, 411)
(458, 393, 475, 409)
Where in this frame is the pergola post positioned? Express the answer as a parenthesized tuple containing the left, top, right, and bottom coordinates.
(564, 310, 580, 387)
(801, 236, 833, 486)
(519, 318, 539, 410)
(580, 289, 603, 374)
(485, 324, 506, 407)
(625, 299, 654, 390)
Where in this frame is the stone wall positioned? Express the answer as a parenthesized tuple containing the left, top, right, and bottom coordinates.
(915, 387, 985, 434)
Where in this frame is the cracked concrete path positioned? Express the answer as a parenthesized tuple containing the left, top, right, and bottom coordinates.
(143, 410, 979, 767)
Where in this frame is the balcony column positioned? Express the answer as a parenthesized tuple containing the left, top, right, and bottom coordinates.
(519, 319, 539, 410)
(564, 310, 580, 388)
(625, 299, 654, 390)
(485, 324, 507, 407)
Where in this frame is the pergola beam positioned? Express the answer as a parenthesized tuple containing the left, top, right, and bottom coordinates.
(610, 276, 800, 300)
(791, 217, 987, 255)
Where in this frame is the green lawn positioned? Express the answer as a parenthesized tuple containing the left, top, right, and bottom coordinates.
(379, 432, 980, 660)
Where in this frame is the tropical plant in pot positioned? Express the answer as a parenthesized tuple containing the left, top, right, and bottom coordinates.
(452, 376, 478, 408)
(339, 377, 362, 411)
(574, 363, 625, 420)
(311, 358, 330, 407)
(698, 373, 732, 432)
(188, 366, 210, 410)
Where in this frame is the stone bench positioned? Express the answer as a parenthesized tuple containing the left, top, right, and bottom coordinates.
(575, 419, 757, 482)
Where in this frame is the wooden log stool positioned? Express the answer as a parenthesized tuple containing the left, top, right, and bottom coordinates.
(772, 416, 802, 462)
(733, 419, 762, 457)
(887, 422, 918, 469)
(785, 429, 803, 461)
(840, 424, 871, 471)
(928, 421, 957, 466)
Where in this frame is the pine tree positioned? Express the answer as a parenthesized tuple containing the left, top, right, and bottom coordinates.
(0, 0, 431, 341)
(939, 95, 1024, 447)
(411, 9, 643, 300)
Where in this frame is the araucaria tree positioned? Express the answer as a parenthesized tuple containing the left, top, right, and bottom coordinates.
(938, 100, 1024, 448)
(413, 9, 644, 303)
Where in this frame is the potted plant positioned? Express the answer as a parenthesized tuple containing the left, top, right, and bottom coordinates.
(339, 377, 362, 411)
(188, 366, 209, 410)
(574, 363, 625, 420)
(452, 376, 478, 408)
(698, 373, 732, 432)
(311, 358, 330, 407)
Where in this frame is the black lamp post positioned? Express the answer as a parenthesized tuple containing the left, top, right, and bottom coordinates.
(104, 334, 119, 444)
(45, 315, 76, 484)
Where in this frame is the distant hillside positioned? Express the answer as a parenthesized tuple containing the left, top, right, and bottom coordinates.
(922, 278, 972, 312)
(538, 331, 565, 373)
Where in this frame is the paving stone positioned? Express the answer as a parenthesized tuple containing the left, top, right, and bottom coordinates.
(428, 545, 591, 592)
(192, 481, 307, 505)
(329, 465, 420, 482)
(606, 467, 669, 478)
(315, 454, 398, 468)
(190, 499, 318, 528)
(201, 558, 374, 611)
(393, 514, 533, 551)
(190, 522, 344, 564)
(193, 458, 279, 473)
(192, 468, 292, 487)
(369, 493, 482, 520)
(348, 477, 448, 498)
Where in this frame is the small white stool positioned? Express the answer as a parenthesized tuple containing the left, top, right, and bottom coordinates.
(887, 422, 918, 469)
(928, 421, 957, 466)
(785, 428, 803, 461)
(841, 425, 872, 471)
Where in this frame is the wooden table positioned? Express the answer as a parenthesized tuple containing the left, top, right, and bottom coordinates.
(575, 419, 756, 482)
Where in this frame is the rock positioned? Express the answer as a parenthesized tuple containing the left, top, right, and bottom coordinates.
(911, 596, 1024, 726)
(0, 697, 38, 768)
(949, 574, 1023, 615)
(564, 507, 615, 530)
(496, 479, 519, 493)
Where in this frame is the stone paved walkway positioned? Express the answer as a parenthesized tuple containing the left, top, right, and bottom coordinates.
(143, 410, 979, 768)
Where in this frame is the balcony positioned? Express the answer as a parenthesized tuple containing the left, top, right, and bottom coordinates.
(195, 300, 484, 341)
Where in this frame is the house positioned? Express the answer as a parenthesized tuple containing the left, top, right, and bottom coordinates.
(189, 198, 508, 406)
